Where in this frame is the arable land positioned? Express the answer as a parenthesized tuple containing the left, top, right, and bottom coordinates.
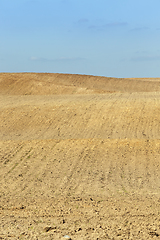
(1, 73, 160, 239)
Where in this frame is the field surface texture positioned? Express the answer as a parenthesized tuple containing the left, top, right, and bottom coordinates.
(1, 73, 160, 239)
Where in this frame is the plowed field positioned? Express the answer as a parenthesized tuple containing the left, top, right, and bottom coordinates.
(1, 73, 160, 239)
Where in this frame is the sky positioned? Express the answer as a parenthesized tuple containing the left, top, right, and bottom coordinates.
(0, 0, 160, 78)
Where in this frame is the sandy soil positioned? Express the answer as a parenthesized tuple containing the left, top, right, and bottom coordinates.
(1, 73, 160, 239)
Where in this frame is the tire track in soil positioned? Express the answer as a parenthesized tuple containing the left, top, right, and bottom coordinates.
(1, 139, 160, 198)
(2, 93, 160, 141)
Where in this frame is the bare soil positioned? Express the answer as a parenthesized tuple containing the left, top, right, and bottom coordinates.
(1, 73, 160, 239)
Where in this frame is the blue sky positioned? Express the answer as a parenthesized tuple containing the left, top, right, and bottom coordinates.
(0, 0, 160, 77)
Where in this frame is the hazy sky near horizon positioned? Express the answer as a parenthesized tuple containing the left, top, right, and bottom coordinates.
(1, 0, 160, 77)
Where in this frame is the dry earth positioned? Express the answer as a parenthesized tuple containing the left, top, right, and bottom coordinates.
(1, 73, 160, 239)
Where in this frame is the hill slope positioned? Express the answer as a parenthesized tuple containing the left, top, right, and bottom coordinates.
(1, 72, 160, 95)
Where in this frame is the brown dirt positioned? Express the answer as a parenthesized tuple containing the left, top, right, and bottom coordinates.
(1, 73, 160, 239)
